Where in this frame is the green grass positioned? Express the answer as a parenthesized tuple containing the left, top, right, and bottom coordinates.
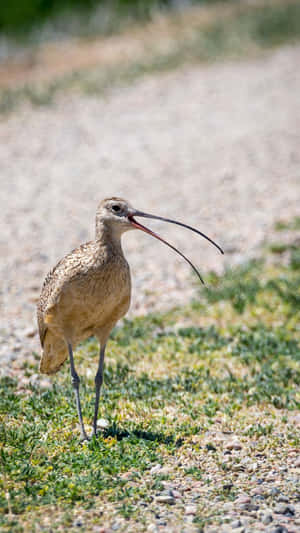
(0, 0, 232, 36)
(1, 0, 300, 115)
(1, 232, 300, 531)
(274, 216, 300, 232)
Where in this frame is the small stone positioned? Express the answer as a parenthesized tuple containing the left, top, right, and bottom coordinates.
(242, 503, 259, 512)
(231, 464, 246, 472)
(240, 517, 250, 527)
(251, 486, 264, 496)
(39, 378, 52, 388)
(156, 494, 175, 504)
(277, 495, 289, 503)
(13, 344, 22, 353)
(120, 471, 132, 480)
(185, 504, 197, 515)
(261, 512, 273, 525)
(29, 373, 40, 385)
(235, 495, 251, 505)
(150, 464, 162, 474)
(223, 502, 233, 512)
(291, 413, 300, 426)
(96, 418, 109, 429)
(268, 526, 289, 533)
(231, 519, 242, 528)
(23, 327, 36, 338)
(294, 456, 300, 468)
(147, 525, 158, 533)
(73, 518, 83, 527)
(269, 487, 280, 497)
(225, 440, 242, 451)
(274, 504, 295, 516)
(223, 482, 234, 491)
(254, 495, 265, 503)
(248, 462, 258, 472)
(185, 515, 194, 524)
(171, 489, 182, 499)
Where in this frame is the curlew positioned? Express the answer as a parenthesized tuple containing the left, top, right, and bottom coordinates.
(37, 197, 223, 440)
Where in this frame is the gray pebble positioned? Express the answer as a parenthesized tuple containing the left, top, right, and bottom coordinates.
(231, 519, 242, 528)
(253, 495, 265, 501)
(268, 526, 289, 533)
(231, 527, 245, 533)
(156, 494, 175, 504)
(270, 488, 280, 497)
(170, 489, 182, 499)
(274, 503, 295, 516)
(277, 494, 289, 503)
(261, 512, 273, 525)
(240, 503, 259, 512)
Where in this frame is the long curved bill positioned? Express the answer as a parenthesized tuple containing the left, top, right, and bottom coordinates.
(128, 209, 224, 285)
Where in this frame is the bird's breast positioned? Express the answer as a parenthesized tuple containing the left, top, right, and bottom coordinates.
(47, 257, 131, 343)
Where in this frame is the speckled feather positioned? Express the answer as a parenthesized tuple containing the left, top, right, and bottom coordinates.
(37, 199, 132, 374)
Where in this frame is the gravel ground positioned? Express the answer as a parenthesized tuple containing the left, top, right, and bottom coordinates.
(84, 416, 300, 533)
(1, 44, 300, 371)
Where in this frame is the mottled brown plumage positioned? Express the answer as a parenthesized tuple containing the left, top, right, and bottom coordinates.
(38, 238, 130, 374)
(37, 196, 223, 440)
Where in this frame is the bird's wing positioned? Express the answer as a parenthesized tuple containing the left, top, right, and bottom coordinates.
(37, 241, 97, 346)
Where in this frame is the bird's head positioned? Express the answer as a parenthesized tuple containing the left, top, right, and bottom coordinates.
(96, 196, 224, 284)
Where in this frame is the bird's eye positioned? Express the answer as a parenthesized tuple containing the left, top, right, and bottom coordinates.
(112, 204, 121, 213)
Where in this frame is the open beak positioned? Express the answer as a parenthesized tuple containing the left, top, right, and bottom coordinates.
(128, 209, 224, 285)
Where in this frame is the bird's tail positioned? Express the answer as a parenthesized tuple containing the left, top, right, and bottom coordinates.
(39, 332, 69, 375)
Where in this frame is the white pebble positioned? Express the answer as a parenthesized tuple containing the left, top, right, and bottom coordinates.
(150, 464, 162, 474)
(225, 440, 242, 450)
(156, 495, 175, 504)
(96, 418, 109, 429)
(147, 525, 158, 533)
(185, 504, 197, 515)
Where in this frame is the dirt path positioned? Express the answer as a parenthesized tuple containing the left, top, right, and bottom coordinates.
(1, 44, 300, 370)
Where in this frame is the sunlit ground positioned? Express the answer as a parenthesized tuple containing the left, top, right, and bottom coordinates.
(1, 218, 299, 532)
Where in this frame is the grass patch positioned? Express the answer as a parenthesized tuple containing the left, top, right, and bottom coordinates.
(274, 216, 300, 232)
(0, 0, 232, 37)
(1, 0, 300, 115)
(1, 231, 300, 531)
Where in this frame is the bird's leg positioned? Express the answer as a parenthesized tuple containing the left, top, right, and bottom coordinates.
(68, 343, 88, 442)
(92, 344, 106, 437)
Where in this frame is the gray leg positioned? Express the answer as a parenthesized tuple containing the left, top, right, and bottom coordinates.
(92, 344, 106, 437)
(68, 343, 88, 442)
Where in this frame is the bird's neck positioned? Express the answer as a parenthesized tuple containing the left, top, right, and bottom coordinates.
(95, 222, 124, 254)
